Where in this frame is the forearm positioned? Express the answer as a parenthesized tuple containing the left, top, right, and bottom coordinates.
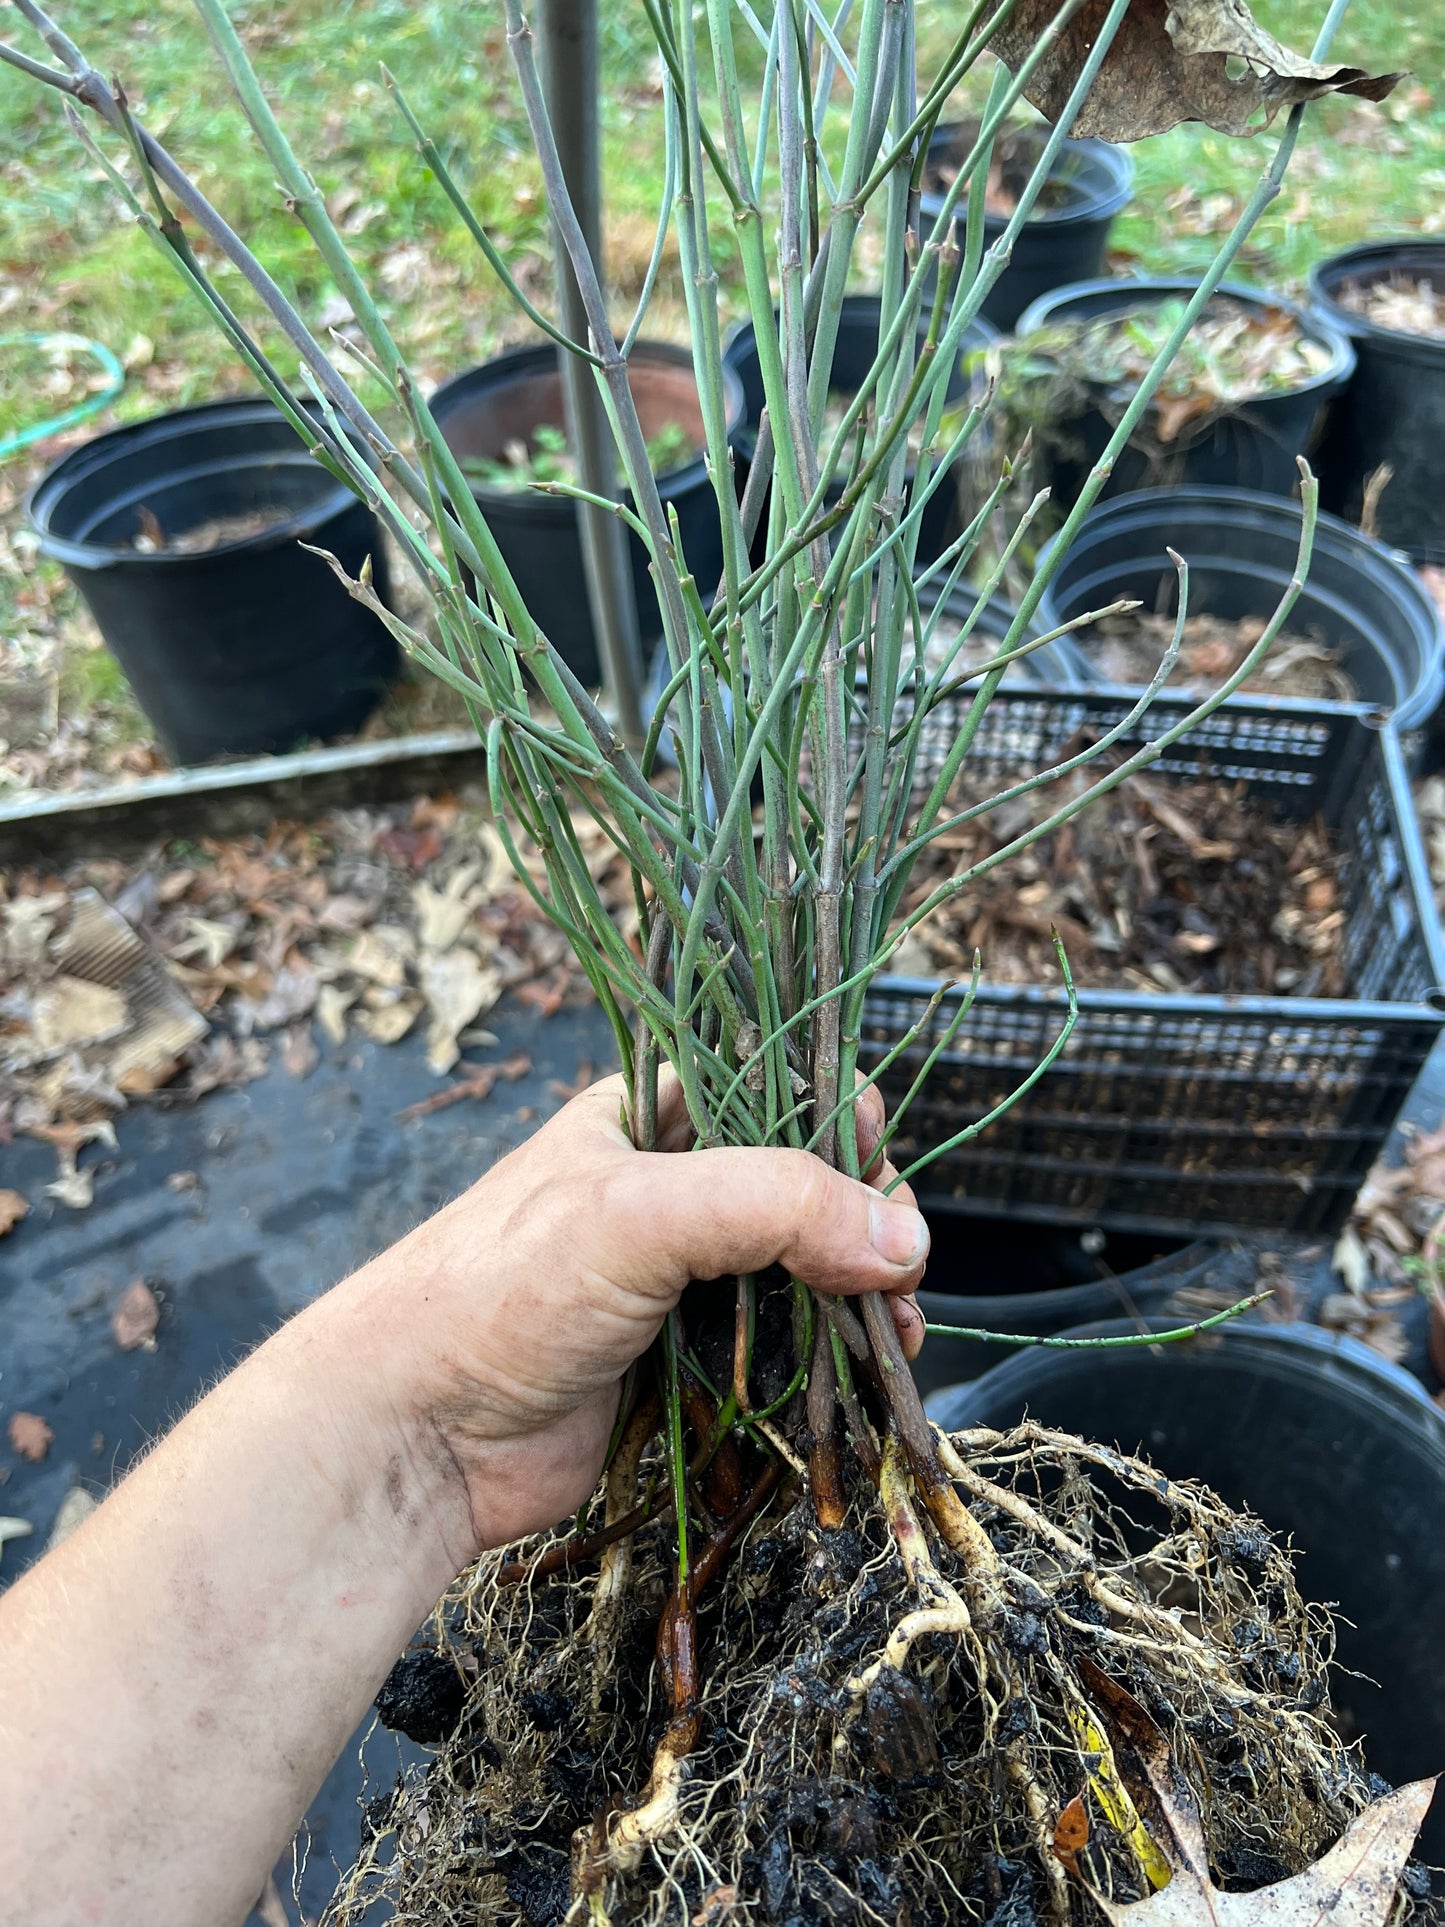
(0, 1076, 928, 1925)
(0, 1262, 478, 1927)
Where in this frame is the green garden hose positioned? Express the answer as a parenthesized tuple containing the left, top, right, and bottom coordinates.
(0, 332, 125, 461)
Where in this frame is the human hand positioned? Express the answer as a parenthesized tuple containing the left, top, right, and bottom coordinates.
(345, 1073, 929, 1556)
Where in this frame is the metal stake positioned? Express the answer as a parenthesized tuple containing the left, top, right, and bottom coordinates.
(538, 0, 645, 742)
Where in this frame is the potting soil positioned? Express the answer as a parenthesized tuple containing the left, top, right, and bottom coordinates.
(922, 124, 1079, 218)
(460, 418, 700, 490)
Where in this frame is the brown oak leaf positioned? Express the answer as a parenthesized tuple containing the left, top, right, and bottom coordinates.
(988, 0, 1402, 143)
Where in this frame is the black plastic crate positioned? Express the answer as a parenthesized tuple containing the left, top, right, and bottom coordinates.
(861, 689, 1445, 1237)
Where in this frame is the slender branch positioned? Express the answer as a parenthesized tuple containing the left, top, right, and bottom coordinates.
(924, 1295, 1274, 1348)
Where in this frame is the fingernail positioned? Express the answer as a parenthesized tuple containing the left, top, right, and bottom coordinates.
(870, 1198, 929, 1269)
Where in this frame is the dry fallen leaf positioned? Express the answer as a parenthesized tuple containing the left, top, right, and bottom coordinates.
(111, 1278, 160, 1352)
(45, 1485, 98, 1550)
(170, 915, 240, 969)
(691, 1887, 739, 1927)
(236, 961, 318, 1035)
(0, 1189, 28, 1237)
(315, 982, 357, 1046)
(2, 892, 66, 974)
(412, 861, 483, 952)
(45, 1168, 95, 1209)
(1052, 1794, 1091, 1879)
(349, 926, 415, 988)
(316, 892, 375, 934)
(418, 949, 502, 1075)
(1331, 1223, 1372, 1296)
(988, 0, 1403, 142)
(0, 1516, 34, 1554)
(355, 994, 424, 1046)
(281, 1024, 320, 1079)
(1082, 1663, 1435, 1927)
(8, 1412, 54, 1463)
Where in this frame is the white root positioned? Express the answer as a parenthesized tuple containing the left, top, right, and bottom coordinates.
(1012, 1754, 1072, 1925)
(849, 1431, 974, 1696)
(934, 1427, 1245, 1689)
(601, 1726, 693, 1874)
(586, 1408, 651, 1728)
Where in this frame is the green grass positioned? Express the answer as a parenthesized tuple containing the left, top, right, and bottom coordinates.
(0, 0, 1437, 784)
(2, 0, 1435, 441)
(0, 0, 685, 438)
(1111, 3, 1443, 286)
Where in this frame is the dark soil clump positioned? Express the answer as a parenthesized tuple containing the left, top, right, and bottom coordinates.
(375, 1648, 468, 1745)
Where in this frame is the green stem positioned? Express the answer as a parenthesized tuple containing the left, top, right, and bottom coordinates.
(926, 1295, 1273, 1348)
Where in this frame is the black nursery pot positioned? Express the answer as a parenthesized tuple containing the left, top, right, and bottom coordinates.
(1035, 486, 1445, 731)
(910, 1211, 1226, 1397)
(429, 340, 743, 689)
(28, 397, 397, 765)
(919, 120, 1134, 332)
(721, 294, 999, 568)
(1309, 239, 1445, 565)
(928, 1321, 1445, 1872)
(1014, 276, 1355, 510)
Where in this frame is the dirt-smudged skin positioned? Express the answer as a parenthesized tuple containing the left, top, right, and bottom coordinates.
(351, 1421, 1417, 1927)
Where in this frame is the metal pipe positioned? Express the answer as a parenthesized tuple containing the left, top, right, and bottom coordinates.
(538, 0, 645, 741)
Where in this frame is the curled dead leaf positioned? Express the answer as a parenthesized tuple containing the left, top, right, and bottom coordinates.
(169, 915, 240, 969)
(988, 0, 1403, 142)
(111, 1278, 160, 1352)
(1076, 1659, 1436, 1927)
(418, 949, 502, 1075)
(349, 925, 415, 988)
(691, 1887, 739, 1927)
(45, 1168, 95, 1209)
(1331, 1223, 1372, 1296)
(1052, 1794, 1091, 1877)
(8, 1411, 55, 1463)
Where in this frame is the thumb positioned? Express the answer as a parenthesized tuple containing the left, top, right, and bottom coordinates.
(625, 1144, 930, 1297)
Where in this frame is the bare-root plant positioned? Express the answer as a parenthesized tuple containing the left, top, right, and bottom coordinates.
(3, 1, 1429, 1922)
